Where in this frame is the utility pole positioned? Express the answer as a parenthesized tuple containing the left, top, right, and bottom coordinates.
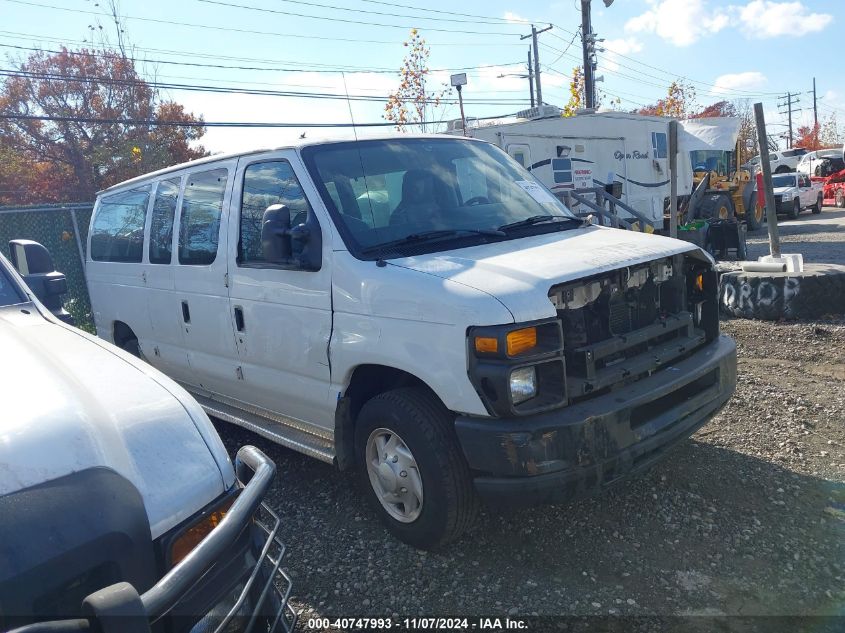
(580, 1, 614, 109)
(812, 77, 818, 129)
(777, 92, 801, 149)
(754, 103, 782, 258)
(581, 0, 595, 109)
(527, 49, 535, 108)
(521, 24, 552, 107)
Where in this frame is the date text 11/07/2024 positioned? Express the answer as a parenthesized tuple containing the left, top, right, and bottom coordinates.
(306, 617, 529, 630)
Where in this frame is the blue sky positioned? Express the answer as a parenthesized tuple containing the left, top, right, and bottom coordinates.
(1, 0, 841, 153)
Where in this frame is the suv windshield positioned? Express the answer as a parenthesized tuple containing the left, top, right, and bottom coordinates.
(772, 175, 797, 188)
(302, 138, 579, 257)
(0, 262, 25, 307)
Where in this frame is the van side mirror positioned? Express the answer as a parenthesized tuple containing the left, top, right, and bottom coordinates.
(260, 204, 322, 271)
(261, 204, 293, 263)
(8, 239, 74, 324)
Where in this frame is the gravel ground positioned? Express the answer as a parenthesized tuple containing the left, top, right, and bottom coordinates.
(213, 208, 845, 626)
(745, 206, 845, 265)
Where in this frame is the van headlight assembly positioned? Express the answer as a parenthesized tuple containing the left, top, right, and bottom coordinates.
(509, 366, 537, 404)
(467, 319, 566, 416)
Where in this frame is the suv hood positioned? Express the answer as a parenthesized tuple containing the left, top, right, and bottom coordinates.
(389, 225, 700, 323)
(0, 306, 233, 538)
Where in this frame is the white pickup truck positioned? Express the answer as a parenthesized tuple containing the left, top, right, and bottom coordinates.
(0, 241, 296, 632)
(771, 172, 823, 219)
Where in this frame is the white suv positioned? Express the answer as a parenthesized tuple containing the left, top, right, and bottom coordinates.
(84, 135, 737, 549)
(748, 148, 808, 174)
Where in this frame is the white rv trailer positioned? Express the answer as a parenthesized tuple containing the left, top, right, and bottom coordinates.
(449, 106, 740, 225)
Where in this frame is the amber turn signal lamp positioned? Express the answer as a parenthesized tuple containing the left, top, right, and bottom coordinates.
(506, 327, 537, 356)
(474, 336, 498, 354)
(170, 494, 237, 566)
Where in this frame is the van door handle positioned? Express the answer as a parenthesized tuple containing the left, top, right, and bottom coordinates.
(181, 301, 191, 324)
(234, 306, 245, 332)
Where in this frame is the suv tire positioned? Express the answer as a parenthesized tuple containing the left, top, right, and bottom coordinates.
(354, 387, 478, 549)
(787, 199, 800, 220)
(812, 194, 823, 214)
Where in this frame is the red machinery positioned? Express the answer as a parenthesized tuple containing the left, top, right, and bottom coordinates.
(814, 169, 845, 208)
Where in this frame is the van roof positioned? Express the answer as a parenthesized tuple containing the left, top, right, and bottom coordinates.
(97, 133, 487, 195)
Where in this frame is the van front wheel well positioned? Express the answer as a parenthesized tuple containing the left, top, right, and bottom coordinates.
(334, 365, 443, 471)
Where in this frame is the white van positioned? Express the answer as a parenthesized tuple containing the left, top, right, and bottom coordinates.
(86, 135, 737, 549)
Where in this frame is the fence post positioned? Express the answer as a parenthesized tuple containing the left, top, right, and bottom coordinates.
(69, 208, 86, 278)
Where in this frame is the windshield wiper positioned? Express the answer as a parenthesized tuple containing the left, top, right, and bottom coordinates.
(362, 228, 506, 257)
(498, 214, 584, 232)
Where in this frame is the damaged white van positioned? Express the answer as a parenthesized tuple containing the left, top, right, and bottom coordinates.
(86, 136, 737, 549)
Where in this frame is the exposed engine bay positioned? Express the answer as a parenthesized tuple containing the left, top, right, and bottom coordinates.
(549, 254, 718, 402)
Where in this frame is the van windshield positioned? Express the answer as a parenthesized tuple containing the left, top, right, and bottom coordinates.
(302, 138, 579, 257)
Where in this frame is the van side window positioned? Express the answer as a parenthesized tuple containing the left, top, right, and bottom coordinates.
(178, 168, 228, 266)
(239, 161, 313, 265)
(90, 186, 151, 263)
(149, 177, 180, 264)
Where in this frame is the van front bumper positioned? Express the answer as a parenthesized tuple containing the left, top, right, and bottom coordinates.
(454, 335, 736, 506)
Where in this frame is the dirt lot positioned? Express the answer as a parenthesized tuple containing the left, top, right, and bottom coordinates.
(214, 208, 845, 626)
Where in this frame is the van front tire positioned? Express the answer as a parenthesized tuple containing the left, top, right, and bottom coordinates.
(354, 387, 478, 549)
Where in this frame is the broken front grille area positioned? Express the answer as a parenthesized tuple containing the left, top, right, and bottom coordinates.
(549, 255, 708, 402)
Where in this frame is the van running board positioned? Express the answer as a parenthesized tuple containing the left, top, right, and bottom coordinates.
(192, 393, 335, 464)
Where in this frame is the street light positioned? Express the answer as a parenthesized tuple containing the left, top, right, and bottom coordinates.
(451, 73, 468, 136)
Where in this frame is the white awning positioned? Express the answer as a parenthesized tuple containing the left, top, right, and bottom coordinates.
(678, 117, 741, 152)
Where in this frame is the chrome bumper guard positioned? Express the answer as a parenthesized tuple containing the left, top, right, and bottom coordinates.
(9, 446, 296, 633)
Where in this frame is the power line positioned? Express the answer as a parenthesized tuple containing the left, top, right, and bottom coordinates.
(0, 42, 524, 76)
(0, 69, 533, 105)
(0, 111, 518, 128)
(229, 0, 517, 26)
(3, 0, 520, 45)
(195, 0, 522, 36)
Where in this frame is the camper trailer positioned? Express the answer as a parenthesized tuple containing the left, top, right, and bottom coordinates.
(448, 107, 689, 226)
(449, 107, 741, 227)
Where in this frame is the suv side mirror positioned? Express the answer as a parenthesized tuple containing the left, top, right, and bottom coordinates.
(8, 239, 74, 324)
(260, 204, 322, 271)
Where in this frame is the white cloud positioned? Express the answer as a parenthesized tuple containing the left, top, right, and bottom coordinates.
(736, 1, 833, 38)
(601, 38, 644, 72)
(712, 71, 768, 95)
(503, 11, 529, 24)
(625, 0, 729, 47)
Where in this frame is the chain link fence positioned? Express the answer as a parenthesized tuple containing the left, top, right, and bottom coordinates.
(0, 203, 94, 330)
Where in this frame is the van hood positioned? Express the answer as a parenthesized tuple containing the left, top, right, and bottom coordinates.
(389, 225, 700, 323)
(0, 306, 233, 539)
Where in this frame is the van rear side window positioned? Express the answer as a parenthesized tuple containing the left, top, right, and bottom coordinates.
(179, 169, 228, 266)
(90, 186, 151, 263)
(149, 178, 180, 264)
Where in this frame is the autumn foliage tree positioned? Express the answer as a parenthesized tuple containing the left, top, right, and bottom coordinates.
(636, 80, 697, 118)
(384, 29, 449, 132)
(561, 67, 584, 117)
(0, 47, 207, 205)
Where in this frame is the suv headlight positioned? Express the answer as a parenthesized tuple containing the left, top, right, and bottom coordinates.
(509, 366, 537, 404)
(782, 191, 794, 200)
